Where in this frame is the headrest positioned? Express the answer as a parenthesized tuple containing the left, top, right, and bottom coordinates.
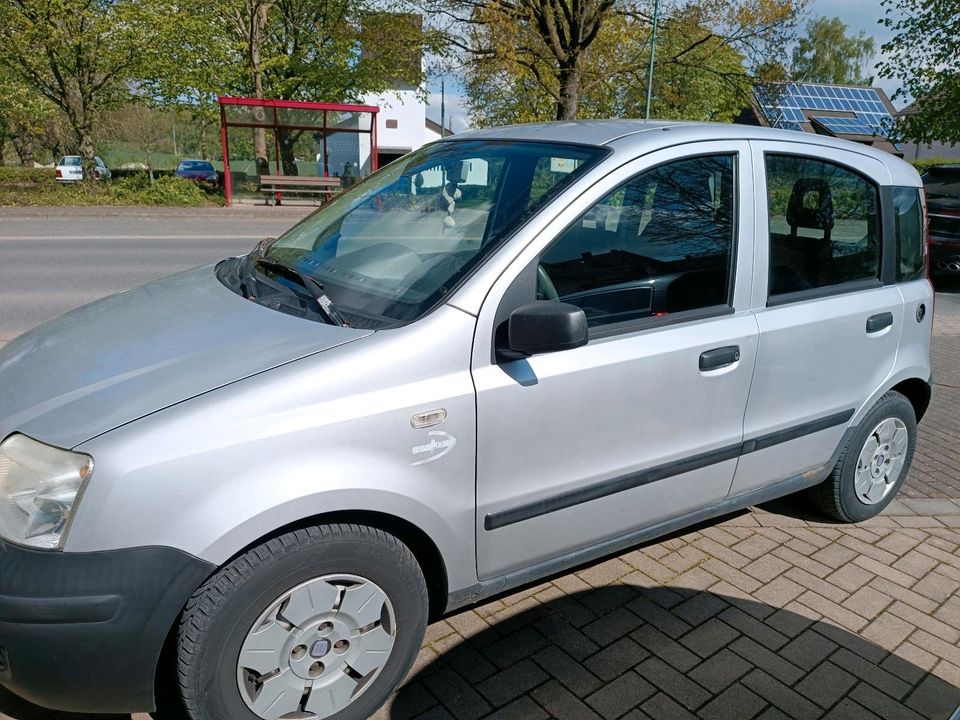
(787, 178, 834, 232)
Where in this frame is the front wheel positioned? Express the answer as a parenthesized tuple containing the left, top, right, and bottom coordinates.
(176, 524, 428, 720)
(811, 390, 917, 522)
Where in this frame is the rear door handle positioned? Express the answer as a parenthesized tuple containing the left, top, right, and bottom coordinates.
(866, 312, 893, 333)
(699, 346, 740, 371)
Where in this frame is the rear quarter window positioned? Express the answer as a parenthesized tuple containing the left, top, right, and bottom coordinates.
(893, 187, 925, 282)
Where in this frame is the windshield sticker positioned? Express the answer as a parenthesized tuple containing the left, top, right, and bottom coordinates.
(411, 431, 457, 466)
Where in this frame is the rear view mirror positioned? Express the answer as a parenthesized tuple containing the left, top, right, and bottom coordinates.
(508, 301, 588, 357)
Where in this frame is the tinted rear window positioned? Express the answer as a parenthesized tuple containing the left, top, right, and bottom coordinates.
(893, 187, 925, 281)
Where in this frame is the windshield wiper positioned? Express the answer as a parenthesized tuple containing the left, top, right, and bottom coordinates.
(254, 257, 349, 327)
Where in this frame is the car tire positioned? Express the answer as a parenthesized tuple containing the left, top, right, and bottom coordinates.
(176, 524, 428, 720)
(811, 391, 917, 523)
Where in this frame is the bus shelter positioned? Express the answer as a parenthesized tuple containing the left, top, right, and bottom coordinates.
(218, 96, 379, 206)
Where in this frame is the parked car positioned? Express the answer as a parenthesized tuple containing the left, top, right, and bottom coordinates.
(54, 155, 111, 182)
(0, 122, 932, 720)
(175, 159, 220, 186)
(921, 163, 960, 279)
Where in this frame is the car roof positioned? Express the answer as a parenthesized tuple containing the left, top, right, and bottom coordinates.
(444, 119, 920, 186)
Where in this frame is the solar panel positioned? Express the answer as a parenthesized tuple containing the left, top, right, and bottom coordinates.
(754, 83, 894, 138)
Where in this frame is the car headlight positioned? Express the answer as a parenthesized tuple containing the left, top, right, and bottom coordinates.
(0, 434, 93, 549)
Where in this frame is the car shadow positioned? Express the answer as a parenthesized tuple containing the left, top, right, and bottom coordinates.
(2, 584, 958, 720)
(387, 585, 960, 720)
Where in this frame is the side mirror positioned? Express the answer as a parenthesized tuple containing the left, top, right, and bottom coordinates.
(508, 301, 588, 357)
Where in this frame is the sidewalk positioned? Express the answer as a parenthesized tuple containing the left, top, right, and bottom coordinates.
(378, 502, 960, 720)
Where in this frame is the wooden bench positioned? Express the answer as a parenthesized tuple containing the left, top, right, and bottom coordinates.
(259, 175, 342, 205)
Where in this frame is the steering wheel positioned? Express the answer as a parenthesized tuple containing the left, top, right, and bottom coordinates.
(536, 264, 560, 301)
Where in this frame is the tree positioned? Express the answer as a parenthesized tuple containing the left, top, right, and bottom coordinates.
(0, 0, 173, 176)
(235, 2, 441, 171)
(0, 74, 58, 167)
(878, 0, 960, 145)
(791, 16, 875, 85)
(444, 0, 802, 124)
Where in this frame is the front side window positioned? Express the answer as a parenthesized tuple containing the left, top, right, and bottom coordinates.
(258, 140, 605, 326)
(765, 154, 881, 298)
(893, 187, 925, 281)
(538, 154, 736, 328)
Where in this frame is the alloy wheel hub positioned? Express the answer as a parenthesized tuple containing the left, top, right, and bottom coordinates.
(236, 574, 396, 719)
(855, 418, 908, 505)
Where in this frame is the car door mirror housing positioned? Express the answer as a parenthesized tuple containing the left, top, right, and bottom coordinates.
(508, 301, 589, 356)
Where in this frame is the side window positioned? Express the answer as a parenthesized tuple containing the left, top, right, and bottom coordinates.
(893, 187, 925, 281)
(765, 154, 881, 298)
(538, 154, 736, 327)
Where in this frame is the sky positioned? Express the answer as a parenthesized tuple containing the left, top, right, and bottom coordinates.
(425, 0, 904, 132)
(807, 0, 902, 104)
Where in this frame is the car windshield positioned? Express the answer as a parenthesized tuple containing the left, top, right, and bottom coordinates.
(60, 157, 81, 166)
(179, 161, 214, 172)
(263, 140, 606, 325)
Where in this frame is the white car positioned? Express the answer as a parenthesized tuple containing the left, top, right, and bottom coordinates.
(55, 155, 111, 182)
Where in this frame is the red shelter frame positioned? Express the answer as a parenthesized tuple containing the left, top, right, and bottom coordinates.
(218, 96, 379, 206)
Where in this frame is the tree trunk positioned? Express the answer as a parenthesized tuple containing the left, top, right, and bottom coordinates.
(556, 60, 582, 120)
(198, 117, 208, 159)
(278, 128, 299, 175)
(11, 130, 34, 167)
(250, 2, 269, 162)
(76, 121, 96, 180)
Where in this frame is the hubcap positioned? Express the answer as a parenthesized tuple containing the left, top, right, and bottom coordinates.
(236, 574, 396, 719)
(855, 417, 909, 505)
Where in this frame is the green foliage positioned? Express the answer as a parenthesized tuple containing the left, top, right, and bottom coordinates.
(911, 157, 958, 175)
(879, 0, 960, 145)
(112, 175, 209, 206)
(453, 0, 803, 126)
(0, 167, 218, 207)
(0, 0, 179, 169)
(791, 16, 875, 85)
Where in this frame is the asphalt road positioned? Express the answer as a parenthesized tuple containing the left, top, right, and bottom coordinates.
(0, 206, 312, 344)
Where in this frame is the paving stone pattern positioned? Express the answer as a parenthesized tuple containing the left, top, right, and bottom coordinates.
(375, 507, 960, 720)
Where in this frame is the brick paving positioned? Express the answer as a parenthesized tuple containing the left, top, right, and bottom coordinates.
(1, 293, 958, 720)
(375, 504, 960, 720)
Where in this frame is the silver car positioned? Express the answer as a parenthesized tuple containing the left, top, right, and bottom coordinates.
(0, 121, 933, 720)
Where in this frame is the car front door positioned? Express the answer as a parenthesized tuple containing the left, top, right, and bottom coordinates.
(472, 142, 760, 581)
(730, 143, 904, 497)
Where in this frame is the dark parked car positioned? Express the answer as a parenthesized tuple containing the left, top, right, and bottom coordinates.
(175, 159, 220, 186)
(922, 164, 960, 280)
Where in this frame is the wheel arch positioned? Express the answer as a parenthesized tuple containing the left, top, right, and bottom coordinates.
(889, 376, 932, 423)
(219, 509, 450, 621)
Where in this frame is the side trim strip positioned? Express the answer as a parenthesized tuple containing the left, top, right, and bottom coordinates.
(484, 444, 741, 531)
(741, 409, 855, 455)
(483, 409, 855, 531)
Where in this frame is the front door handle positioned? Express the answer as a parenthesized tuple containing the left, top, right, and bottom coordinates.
(866, 312, 893, 333)
(700, 345, 740, 371)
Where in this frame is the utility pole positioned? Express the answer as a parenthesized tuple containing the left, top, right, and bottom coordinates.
(440, 79, 446, 137)
(645, 0, 661, 121)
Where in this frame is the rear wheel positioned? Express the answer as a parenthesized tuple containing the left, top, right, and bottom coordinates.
(811, 391, 917, 522)
(177, 524, 428, 720)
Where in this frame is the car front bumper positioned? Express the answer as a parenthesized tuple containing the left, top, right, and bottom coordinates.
(0, 539, 213, 713)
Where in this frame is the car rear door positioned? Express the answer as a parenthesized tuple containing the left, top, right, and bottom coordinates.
(730, 142, 902, 497)
(471, 142, 760, 581)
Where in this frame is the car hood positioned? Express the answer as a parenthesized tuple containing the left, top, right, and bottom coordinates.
(0, 265, 371, 448)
